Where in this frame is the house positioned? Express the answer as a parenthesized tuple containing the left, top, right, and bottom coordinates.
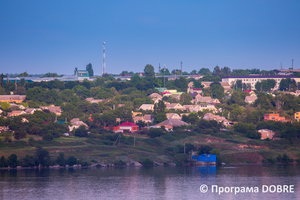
(156, 118, 189, 130)
(21, 117, 29, 123)
(220, 82, 231, 92)
(193, 96, 220, 104)
(203, 113, 231, 127)
(0, 126, 9, 133)
(169, 94, 181, 100)
(198, 104, 217, 112)
(245, 96, 258, 104)
(69, 118, 88, 131)
(166, 113, 182, 120)
(118, 121, 139, 133)
(85, 97, 109, 103)
(188, 75, 204, 80)
(133, 114, 154, 124)
(76, 70, 90, 81)
(40, 105, 62, 116)
(201, 82, 213, 89)
(258, 129, 275, 140)
(133, 116, 144, 123)
(149, 93, 162, 98)
(132, 111, 143, 117)
(143, 114, 154, 123)
(139, 104, 154, 111)
(294, 112, 300, 122)
(9, 103, 26, 110)
(152, 97, 162, 104)
(190, 93, 200, 98)
(166, 103, 184, 111)
(25, 108, 41, 114)
(189, 88, 202, 94)
(7, 110, 26, 117)
(0, 95, 26, 103)
(264, 113, 292, 123)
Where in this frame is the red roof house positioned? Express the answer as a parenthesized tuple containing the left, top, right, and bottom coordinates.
(118, 121, 139, 133)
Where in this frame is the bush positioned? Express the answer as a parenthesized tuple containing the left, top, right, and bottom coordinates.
(43, 134, 53, 141)
(173, 153, 189, 164)
(67, 156, 77, 166)
(56, 153, 66, 166)
(115, 160, 127, 167)
(22, 155, 36, 167)
(147, 128, 164, 138)
(142, 158, 153, 166)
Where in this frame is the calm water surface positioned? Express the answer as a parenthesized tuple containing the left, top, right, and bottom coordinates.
(0, 165, 299, 200)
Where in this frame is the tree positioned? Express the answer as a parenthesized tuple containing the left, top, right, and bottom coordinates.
(7, 154, 18, 168)
(74, 125, 88, 137)
(144, 64, 155, 78)
(210, 82, 224, 99)
(160, 68, 171, 75)
(255, 79, 276, 91)
(190, 70, 197, 75)
(0, 102, 10, 110)
(222, 67, 231, 77)
(86, 63, 94, 77)
(154, 100, 165, 114)
(198, 68, 211, 75)
(14, 130, 27, 140)
(153, 112, 167, 124)
(36, 146, 51, 167)
(56, 153, 66, 166)
(279, 78, 297, 91)
(212, 66, 222, 77)
(174, 77, 188, 92)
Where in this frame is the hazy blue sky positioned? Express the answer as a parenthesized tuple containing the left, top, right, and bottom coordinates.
(0, 0, 299, 75)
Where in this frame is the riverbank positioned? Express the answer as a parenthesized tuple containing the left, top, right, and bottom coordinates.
(0, 131, 299, 168)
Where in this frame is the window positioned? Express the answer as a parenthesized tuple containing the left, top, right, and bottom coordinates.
(271, 117, 275, 120)
(266, 134, 268, 137)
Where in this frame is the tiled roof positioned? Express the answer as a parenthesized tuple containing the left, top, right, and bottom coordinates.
(119, 121, 138, 127)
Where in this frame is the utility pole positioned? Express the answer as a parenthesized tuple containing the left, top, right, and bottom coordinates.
(292, 59, 294, 70)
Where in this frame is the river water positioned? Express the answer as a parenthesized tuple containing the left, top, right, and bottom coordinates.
(0, 165, 299, 200)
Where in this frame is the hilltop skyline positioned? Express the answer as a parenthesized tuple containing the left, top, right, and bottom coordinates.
(0, 0, 299, 75)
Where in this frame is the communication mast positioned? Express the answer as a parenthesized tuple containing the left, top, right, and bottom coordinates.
(102, 42, 106, 75)
(292, 59, 294, 69)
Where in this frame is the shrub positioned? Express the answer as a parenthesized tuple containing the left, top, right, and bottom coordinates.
(147, 128, 164, 138)
(67, 156, 77, 166)
(142, 158, 153, 166)
(43, 134, 53, 141)
(115, 160, 127, 167)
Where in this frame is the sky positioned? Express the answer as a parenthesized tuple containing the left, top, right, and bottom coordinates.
(0, 0, 300, 75)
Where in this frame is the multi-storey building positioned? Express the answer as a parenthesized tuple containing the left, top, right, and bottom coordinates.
(222, 75, 300, 90)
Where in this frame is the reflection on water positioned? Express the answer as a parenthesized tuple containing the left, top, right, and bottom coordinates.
(0, 165, 299, 200)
